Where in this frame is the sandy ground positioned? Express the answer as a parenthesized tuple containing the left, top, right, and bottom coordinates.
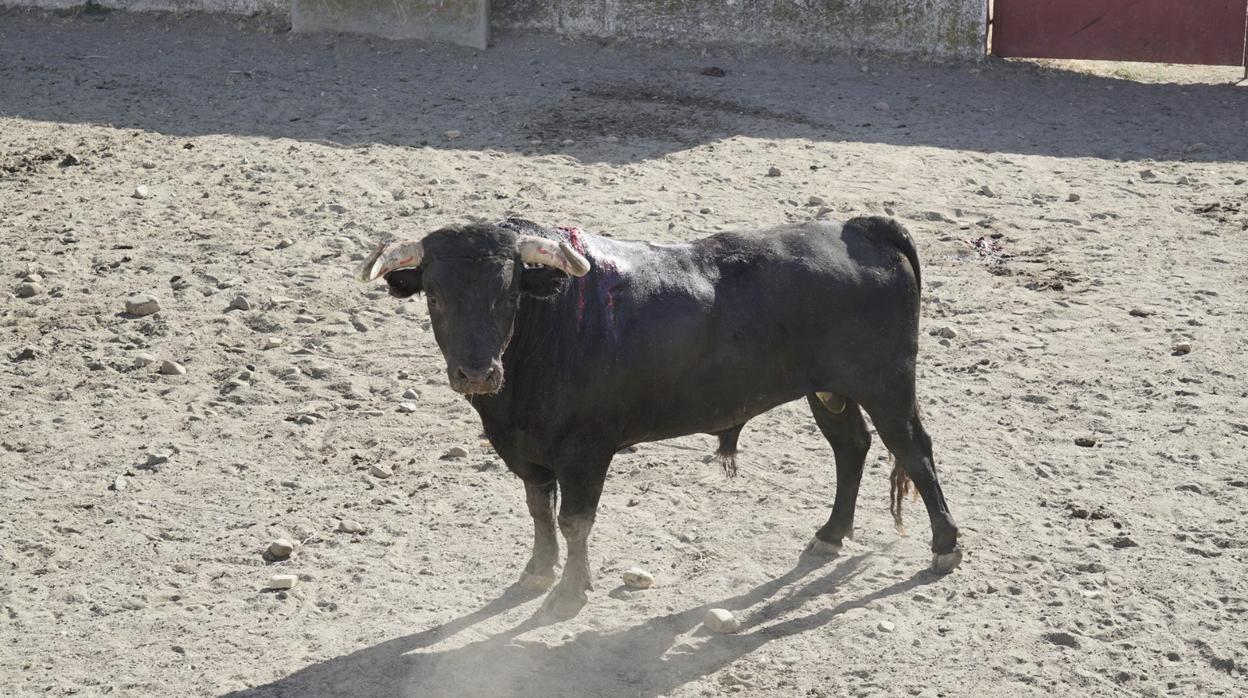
(2, 8, 1247, 698)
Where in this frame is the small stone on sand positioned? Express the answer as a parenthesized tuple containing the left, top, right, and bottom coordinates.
(229, 295, 251, 311)
(397, 402, 418, 414)
(160, 360, 186, 376)
(15, 282, 42, 298)
(704, 608, 739, 634)
(622, 567, 654, 589)
(877, 620, 896, 633)
(1172, 342, 1192, 355)
(807, 195, 827, 207)
(132, 185, 150, 199)
(262, 337, 284, 350)
(125, 294, 161, 317)
(268, 574, 298, 590)
(268, 539, 294, 559)
(444, 130, 462, 140)
(977, 185, 996, 197)
(133, 353, 157, 368)
(369, 464, 392, 479)
(402, 388, 420, 399)
(442, 446, 469, 459)
(1075, 437, 1097, 448)
(766, 167, 782, 177)
(337, 519, 365, 534)
(874, 101, 890, 112)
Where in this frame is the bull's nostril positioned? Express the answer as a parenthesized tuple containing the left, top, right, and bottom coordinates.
(486, 367, 499, 381)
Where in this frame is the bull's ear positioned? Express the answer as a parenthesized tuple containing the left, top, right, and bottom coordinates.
(383, 268, 424, 299)
(520, 266, 569, 298)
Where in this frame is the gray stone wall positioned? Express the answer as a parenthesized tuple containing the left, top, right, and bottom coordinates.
(2, 0, 987, 58)
(493, 0, 987, 59)
(2, 0, 283, 13)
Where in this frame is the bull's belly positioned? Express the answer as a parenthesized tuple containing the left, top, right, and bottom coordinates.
(615, 381, 808, 446)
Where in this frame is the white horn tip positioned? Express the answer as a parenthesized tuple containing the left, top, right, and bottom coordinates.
(558, 240, 591, 277)
(356, 243, 387, 282)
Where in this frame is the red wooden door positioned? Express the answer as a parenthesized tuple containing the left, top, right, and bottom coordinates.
(992, 0, 1248, 66)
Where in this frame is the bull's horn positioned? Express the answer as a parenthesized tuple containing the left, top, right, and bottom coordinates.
(356, 240, 425, 282)
(518, 236, 591, 277)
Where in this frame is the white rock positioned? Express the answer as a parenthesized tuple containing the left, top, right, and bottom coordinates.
(704, 608, 739, 634)
(401, 388, 420, 399)
(397, 402, 418, 414)
(369, 464, 392, 479)
(873, 101, 890, 112)
(338, 519, 365, 534)
(268, 574, 298, 590)
(133, 353, 158, 368)
(443, 446, 469, 459)
(1173, 342, 1192, 355)
(111, 476, 128, 492)
(125, 294, 162, 317)
(268, 539, 294, 559)
(878, 620, 896, 633)
(977, 184, 996, 197)
(621, 567, 654, 589)
(229, 295, 251, 311)
(276, 238, 295, 249)
(444, 129, 462, 140)
(132, 185, 150, 199)
(15, 282, 42, 298)
(159, 360, 186, 376)
(262, 336, 284, 350)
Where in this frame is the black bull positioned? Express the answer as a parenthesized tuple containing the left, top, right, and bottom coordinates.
(357, 216, 962, 620)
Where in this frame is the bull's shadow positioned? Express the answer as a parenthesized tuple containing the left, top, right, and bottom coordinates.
(224, 550, 940, 698)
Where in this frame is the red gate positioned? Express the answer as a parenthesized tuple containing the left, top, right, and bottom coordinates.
(992, 0, 1248, 66)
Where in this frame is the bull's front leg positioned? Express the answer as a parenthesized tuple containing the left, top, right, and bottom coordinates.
(539, 442, 612, 621)
(518, 478, 559, 591)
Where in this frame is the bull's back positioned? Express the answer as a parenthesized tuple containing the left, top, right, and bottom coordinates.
(579, 221, 920, 441)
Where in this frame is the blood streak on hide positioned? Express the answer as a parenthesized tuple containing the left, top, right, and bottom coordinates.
(556, 226, 618, 337)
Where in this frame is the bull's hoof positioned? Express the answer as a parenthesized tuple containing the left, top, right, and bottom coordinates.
(518, 572, 556, 592)
(931, 548, 963, 575)
(538, 587, 588, 622)
(804, 537, 843, 557)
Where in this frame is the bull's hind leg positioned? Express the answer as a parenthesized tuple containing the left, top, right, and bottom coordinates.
(861, 389, 962, 574)
(519, 478, 559, 591)
(804, 393, 871, 557)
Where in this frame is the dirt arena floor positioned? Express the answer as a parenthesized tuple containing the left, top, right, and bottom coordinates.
(2, 8, 1246, 697)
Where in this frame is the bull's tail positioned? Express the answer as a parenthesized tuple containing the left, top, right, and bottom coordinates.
(843, 215, 921, 293)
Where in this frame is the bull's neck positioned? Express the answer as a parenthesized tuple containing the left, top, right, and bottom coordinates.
(463, 283, 578, 434)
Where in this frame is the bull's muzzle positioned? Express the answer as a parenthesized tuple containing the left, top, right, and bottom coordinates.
(450, 360, 504, 395)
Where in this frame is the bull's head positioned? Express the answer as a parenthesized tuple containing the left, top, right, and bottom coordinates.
(356, 223, 590, 395)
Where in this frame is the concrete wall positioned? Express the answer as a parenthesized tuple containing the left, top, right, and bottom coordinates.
(291, 0, 488, 50)
(493, 0, 987, 59)
(2, 0, 282, 13)
(2, 0, 988, 59)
